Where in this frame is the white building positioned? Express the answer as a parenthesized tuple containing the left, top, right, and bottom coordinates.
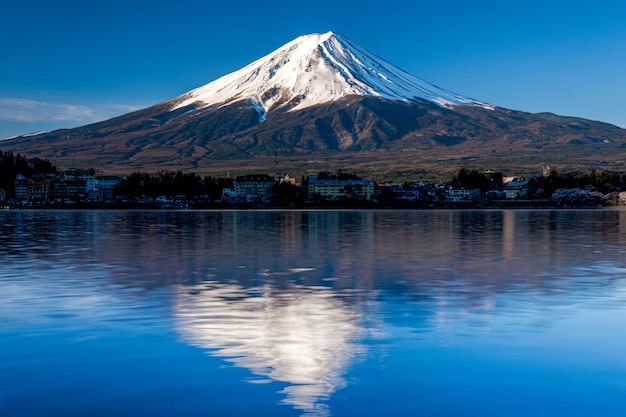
(448, 189, 471, 202)
(504, 180, 529, 199)
(308, 174, 375, 200)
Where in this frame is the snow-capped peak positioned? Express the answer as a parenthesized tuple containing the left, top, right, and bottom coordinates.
(172, 32, 492, 119)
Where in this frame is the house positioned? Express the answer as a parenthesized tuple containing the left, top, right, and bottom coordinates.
(279, 174, 296, 185)
(395, 189, 423, 202)
(308, 174, 375, 200)
(384, 183, 429, 202)
(502, 176, 525, 185)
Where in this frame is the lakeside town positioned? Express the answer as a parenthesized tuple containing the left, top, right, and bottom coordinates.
(0, 151, 626, 209)
(3, 149, 626, 209)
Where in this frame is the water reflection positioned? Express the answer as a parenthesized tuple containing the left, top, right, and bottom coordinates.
(0, 260, 171, 336)
(3, 210, 626, 416)
(173, 280, 369, 416)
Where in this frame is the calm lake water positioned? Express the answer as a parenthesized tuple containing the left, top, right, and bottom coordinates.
(1, 209, 626, 416)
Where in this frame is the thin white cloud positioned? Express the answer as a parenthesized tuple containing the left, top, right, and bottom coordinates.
(0, 98, 143, 124)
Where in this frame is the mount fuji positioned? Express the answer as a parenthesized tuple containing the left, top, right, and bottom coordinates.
(5, 32, 626, 178)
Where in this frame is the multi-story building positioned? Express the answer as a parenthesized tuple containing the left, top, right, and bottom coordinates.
(95, 175, 122, 190)
(504, 180, 529, 199)
(308, 174, 375, 200)
(28, 174, 54, 201)
(54, 168, 96, 201)
(234, 175, 276, 201)
(14, 174, 28, 201)
(91, 175, 122, 202)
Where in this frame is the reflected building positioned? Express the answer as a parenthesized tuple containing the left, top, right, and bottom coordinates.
(172, 281, 369, 416)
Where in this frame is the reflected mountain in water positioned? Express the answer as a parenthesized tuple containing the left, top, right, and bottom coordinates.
(173, 280, 370, 416)
(3, 210, 626, 416)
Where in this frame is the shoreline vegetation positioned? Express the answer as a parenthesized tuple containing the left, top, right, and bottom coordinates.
(2, 149, 626, 210)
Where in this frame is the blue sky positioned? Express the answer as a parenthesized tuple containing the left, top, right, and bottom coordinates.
(1, 0, 625, 139)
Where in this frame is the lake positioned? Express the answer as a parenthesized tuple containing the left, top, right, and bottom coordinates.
(1, 209, 626, 416)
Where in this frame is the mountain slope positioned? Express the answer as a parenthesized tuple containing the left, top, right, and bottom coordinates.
(4, 32, 626, 179)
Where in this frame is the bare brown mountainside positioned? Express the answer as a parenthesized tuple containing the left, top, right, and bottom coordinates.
(4, 95, 626, 181)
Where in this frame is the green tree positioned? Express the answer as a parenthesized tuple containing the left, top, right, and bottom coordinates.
(452, 168, 491, 191)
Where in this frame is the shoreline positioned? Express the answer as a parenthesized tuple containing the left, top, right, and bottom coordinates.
(1, 200, 612, 211)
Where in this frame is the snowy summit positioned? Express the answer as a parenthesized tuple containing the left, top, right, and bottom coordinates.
(172, 32, 492, 121)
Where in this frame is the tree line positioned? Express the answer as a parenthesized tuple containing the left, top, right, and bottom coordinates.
(0, 150, 57, 193)
(452, 167, 626, 196)
(116, 171, 234, 201)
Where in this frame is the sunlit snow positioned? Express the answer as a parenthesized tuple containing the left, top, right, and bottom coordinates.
(172, 32, 493, 116)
